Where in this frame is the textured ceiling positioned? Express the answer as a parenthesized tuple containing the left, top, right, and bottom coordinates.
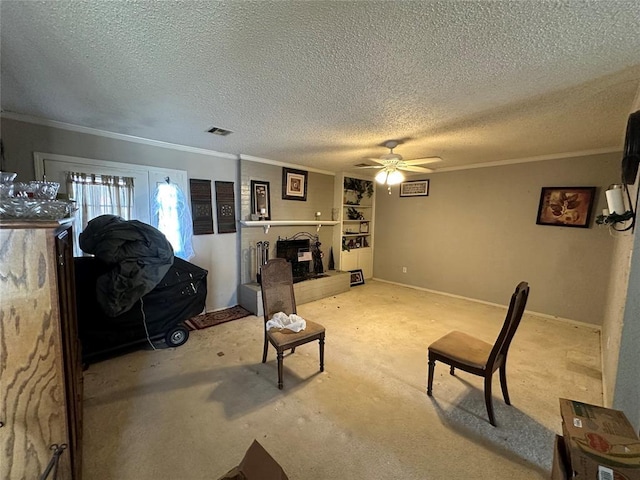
(2, 1, 640, 173)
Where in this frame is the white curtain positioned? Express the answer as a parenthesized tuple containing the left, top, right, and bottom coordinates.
(66, 172, 135, 256)
(151, 181, 194, 260)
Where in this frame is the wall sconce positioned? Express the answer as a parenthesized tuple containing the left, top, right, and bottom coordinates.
(596, 184, 635, 231)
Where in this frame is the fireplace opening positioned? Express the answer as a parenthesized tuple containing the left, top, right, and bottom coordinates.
(276, 239, 311, 283)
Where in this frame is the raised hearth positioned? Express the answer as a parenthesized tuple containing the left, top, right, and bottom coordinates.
(238, 270, 350, 316)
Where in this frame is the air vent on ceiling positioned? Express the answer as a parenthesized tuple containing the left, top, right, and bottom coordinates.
(207, 126, 233, 136)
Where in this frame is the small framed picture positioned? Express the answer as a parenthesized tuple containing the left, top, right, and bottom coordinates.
(349, 269, 365, 286)
(400, 179, 429, 197)
(359, 221, 369, 233)
(536, 186, 596, 228)
(251, 180, 271, 220)
(282, 167, 308, 201)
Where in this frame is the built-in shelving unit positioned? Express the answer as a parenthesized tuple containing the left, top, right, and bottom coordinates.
(332, 174, 376, 279)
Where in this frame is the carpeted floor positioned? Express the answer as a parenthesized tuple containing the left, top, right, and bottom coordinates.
(184, 305, 252, 330)
(82, 281, 603, 479)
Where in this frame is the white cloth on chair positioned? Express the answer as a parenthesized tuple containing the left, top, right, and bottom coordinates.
(266, 312, 307, 332)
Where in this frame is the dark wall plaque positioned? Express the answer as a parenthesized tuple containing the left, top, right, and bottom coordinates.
(215, 181, 236, 233)
(189, 179, 214, 235)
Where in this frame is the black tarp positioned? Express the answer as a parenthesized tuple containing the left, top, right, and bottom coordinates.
(75, 256, 207, 362)
(79, 215, 175, 317)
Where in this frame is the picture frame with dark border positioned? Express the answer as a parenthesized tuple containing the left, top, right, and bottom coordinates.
(214, 180, 237, 233)
(189, 178, 214, 235)
(251, 180, 271, 220)
(282, 167, 308, 201)
(349, 269, 365, 286)
(400, 179, 429, 197)
(536, 186, 596, 228)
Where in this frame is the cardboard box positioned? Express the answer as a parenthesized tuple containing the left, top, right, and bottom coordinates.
(559, 398, 640, 480)
(216, 440, 289, 480)
(552, 435, 571, 480)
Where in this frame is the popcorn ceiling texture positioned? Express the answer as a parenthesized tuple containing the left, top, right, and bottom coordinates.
(1, 1, 640, 171)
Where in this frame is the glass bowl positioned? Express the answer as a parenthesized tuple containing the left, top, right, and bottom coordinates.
(29, 181, 60, 199)
(0, 171, 17, 183)
(0, 198, 76, 220)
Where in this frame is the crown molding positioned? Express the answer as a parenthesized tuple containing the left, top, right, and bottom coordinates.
(239, 154, 335, 176)
(0, 111, 238, 160)
(2, 110, 622, 174)
(433, 147, 621, 173)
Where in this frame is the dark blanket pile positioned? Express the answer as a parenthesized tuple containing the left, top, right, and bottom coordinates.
(79, 215, 174, 317)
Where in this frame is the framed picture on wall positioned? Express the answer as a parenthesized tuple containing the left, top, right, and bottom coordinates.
(282, 167, 308, 201)
(400, 179, 429, 197)
(251, 180, 271, 220)
(536, 186, 596, 228)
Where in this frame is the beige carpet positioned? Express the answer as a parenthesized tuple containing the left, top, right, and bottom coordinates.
(81, 280, 602, 479)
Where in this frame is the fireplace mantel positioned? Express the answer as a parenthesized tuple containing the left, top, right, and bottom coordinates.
(240, 220, 338, 234)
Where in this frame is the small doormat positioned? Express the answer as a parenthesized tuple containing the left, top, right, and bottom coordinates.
(185, 305, 252, 331)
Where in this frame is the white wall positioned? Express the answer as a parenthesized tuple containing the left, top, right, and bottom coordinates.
(1, 117, 239, 311)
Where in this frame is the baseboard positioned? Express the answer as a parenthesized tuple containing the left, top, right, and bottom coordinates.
(371, 277, 601, 332)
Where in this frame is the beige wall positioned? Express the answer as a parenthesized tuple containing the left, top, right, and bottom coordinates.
(374, 152, 619, 325)
(608, 104, 640, 429)
(601, 183, 636, 405)
(612, 207, 640, 430)
(238, 160, 335, 285)
(1, 117, 239, 311)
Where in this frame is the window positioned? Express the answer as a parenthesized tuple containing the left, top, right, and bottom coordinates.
(66, 172, 135, 256)
(35, 152, 192, 258)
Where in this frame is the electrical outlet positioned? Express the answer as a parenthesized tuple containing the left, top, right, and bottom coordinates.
(402, 267, 407, 273)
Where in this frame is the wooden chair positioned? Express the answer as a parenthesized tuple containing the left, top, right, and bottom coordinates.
(260, 258, 325, 389)
(427, 281, 530, 426)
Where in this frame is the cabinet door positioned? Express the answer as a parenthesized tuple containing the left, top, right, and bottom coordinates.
(359, 247, 374, 279)
(0, 227, 72, 480)
(340, 249, 359, 271)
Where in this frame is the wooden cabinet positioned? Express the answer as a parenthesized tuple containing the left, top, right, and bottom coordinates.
(0, 220, 83, 480)
(340, 247, 373, 279)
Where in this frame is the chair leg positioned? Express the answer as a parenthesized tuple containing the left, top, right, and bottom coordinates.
(450, 365, 455, 375)
(277, 350, 284, 390)
(484, 374, 496, 427)
(319, 335, 325, 372)
(262, 332, 268, 363)
(499, 363, 511, 405)
(427, 357, 435, 396)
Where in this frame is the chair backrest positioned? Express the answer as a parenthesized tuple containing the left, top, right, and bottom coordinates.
(260, 258, 297, 323)
(487, 281, 530, 369)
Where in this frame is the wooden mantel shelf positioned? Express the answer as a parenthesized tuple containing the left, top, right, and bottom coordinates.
(239, 220, 339, 234)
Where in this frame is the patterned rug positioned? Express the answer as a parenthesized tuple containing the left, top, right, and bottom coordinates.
(184, 305, 252, 331)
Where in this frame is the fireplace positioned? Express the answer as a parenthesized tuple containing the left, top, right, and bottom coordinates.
(276, 239, 311, 283)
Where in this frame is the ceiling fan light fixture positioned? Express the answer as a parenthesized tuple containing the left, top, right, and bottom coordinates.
(387, 170, 404, 185)
(375, 169, 389, 184)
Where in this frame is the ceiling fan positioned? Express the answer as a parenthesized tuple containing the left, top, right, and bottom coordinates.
(356, 140, 442, 185)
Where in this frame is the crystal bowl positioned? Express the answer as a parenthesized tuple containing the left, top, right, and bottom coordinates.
(0, 198, 76, 220)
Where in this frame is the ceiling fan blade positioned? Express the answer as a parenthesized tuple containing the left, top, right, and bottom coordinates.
(399, 165, 434, 173)
(402, 156, 442, 165)
(355, 165, 384, 169)
(364, 157, 387, 165)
